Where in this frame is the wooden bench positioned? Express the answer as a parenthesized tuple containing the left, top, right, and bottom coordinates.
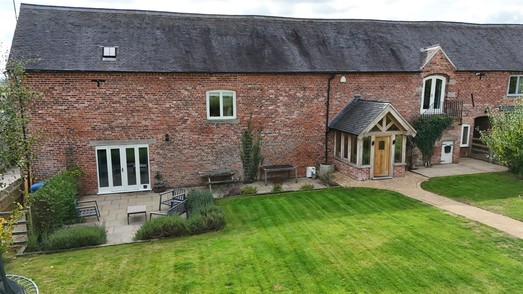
(198, 169, 238, 193)
(261, 164, 297, 185)
(75, 199, 100, 221)
(159, 188, 187, 211)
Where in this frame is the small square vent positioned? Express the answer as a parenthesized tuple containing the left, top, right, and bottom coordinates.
(102, 46, 117, 59)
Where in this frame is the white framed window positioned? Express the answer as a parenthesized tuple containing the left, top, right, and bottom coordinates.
(420, 75, 446, 114)
(102, 46, 117, 58)
(460, 124, 471, 147)
(206, 90, 237, 120)
(507, 76, 523, 96)
(334, 131, 357, 164)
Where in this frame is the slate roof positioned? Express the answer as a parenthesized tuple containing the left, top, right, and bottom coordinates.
(9, 4, 523, 73)
(329, 99, 390, 135)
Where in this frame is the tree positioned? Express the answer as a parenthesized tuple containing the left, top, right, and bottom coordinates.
(411, 115, 452, 167)
(481, 99, 523, 177)
(0, 60, 41, 196)
(240, 118, 263, 183)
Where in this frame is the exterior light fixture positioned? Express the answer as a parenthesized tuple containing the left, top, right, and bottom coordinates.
(340, 76, 347, 83)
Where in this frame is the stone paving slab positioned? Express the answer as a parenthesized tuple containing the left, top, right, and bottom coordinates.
(412, 157, 508, 178)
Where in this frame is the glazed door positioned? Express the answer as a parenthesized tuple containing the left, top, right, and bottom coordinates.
(373, 136, 391, 177)
(96, 145, 150, 194)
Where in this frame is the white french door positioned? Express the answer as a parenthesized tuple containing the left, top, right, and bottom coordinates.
(96, 145, 150, 194)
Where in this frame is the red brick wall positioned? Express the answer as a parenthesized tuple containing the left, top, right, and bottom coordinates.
(24, 54, 517, 192)
(25, 72, 329, 194)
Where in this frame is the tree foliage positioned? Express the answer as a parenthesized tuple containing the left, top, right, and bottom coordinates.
(240, 118, 263, 183)
(481, 99, 523, 176)
(411, 115, 452, 167)
(0, 60, 41, 188)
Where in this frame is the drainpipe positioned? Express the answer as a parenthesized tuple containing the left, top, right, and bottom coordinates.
(324, 74, 335, 163)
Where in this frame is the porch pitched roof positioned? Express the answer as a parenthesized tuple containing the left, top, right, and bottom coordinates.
(329, 99, 416, 136)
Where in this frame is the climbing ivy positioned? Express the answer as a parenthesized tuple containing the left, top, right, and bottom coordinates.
(411, 115, 452, 167)
(240, 117, 263, 183)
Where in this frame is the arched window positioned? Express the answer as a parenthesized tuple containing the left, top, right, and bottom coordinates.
(420, 75, 446, 114)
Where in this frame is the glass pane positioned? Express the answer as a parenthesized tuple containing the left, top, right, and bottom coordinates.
(350, 135, 357, 164)
(139, 147, 149, 185)
(461, 126, 470, 145)
(378, 141, 385, 150)
(422, 79, 432, 109)
(370, 125, 381, 132)
(209, 94, 221, 117)
(394, 135, 403, 163)
(97, 149, 109, 188)
(362, 137, 371, 165)
(518, 77, 523, 94)
(434, 79, 443, 109)
(126, 148, 137, 186)
(335, 131, 341, 157)
(222, 93, 234, 117)
(111, 149, 122, 187)
(508, 77, 517, 94)
(343, 134, 349, 159)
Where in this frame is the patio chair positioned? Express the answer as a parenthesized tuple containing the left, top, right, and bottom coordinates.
(150, 200, 187, 219)
(75, 199, 100, 221)
(159, 188, 187, 211)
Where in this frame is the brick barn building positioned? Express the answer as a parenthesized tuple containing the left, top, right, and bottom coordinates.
(8, 4, 523, 194)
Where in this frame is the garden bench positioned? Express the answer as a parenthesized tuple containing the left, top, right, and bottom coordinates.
(159, 188, 187, 211)
(198, 169, 238, 193)
(75, 199, 100, 221)
(150, 200, 187, 219)
(261, 164, 297, 185)
(127, 204, 147, 224)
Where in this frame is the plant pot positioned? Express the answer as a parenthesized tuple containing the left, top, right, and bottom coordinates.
(153, 182, 165, 193)
(319, 164, 334, 176)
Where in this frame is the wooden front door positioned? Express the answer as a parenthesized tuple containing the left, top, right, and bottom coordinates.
(373, 136, 391, 177)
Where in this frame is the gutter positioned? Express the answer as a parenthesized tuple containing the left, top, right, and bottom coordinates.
(324, 74, 335, 163)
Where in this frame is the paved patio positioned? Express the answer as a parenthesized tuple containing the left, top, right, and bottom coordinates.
(81, 177, 327, 245)
(411, 157, 508, 178)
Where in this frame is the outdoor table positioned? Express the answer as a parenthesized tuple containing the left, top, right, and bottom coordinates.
(261, 164, 298, 185)
(127, 204, 146, 224)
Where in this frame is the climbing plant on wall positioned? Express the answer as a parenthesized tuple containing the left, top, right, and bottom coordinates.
(240, 117, 263, 183)
(410, 115, 452, 167)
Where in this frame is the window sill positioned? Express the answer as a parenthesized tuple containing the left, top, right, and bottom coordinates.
(394, 162, 406, 166)
(206, 119, 239, 124)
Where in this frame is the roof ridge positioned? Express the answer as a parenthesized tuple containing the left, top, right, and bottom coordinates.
(19, 3, 523, 26)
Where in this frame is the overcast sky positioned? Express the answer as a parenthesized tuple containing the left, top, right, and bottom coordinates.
(2, 0, 523, 70)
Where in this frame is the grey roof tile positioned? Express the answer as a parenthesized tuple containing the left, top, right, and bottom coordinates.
(329, 99, 389, 135)
(9, 4, 523, 72)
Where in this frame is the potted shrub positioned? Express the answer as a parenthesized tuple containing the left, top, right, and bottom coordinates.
(153, 171, 166, 193)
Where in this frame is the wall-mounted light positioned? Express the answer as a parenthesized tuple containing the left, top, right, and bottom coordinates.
(340, 76, 347, 83)
(91, 79, 106, 87)
(164, 134, 170, 142)
(474, 72, 485, 79)
(392, 140, 396, 145)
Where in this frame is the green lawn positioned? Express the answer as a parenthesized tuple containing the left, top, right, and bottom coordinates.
(7, 188, 523, 293)
(421, 172, 523, 221)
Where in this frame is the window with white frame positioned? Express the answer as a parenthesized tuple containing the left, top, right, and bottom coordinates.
(460, 124, 471, 147)
(507, 76, 523, 96)
(102, 46, 117, 59)
(206, 90, 236, 120)
(420, 75, 446, 114)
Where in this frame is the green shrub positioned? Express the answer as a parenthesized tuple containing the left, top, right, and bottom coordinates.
(319, 171, 336, 186)
(186, 214, 207, 234)
(186, 190, 215, 214)
(271, 183, 283, 193)
(134, 215, 188, 240)
(29, 168, 82, 238)
(196, 205, 226, 231)
(240, 186, 257, 194)
(43, 225, 106, 250)
(299, 184, 315, 191)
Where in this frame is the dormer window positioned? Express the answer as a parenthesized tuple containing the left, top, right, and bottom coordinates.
(102, 46, 117, 59)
